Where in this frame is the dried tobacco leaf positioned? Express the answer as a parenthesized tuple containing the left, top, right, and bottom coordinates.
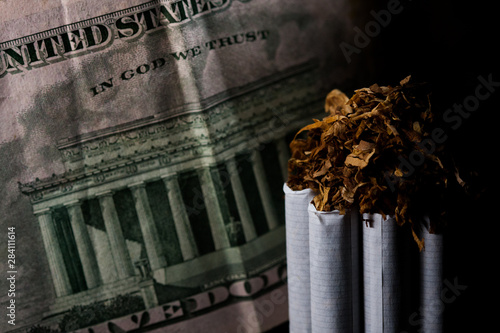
(325, 89, 352, 115)
(287, 76, 464, 249)
(345, 140, 376, 169)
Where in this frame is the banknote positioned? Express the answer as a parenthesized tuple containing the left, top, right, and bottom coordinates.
(0, 0, 364, 331)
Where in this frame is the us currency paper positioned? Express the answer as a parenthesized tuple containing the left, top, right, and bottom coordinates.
(0, 0, 361, 332)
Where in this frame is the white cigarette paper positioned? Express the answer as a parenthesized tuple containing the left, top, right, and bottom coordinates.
(362, 213, 401, 333)
(420, 217, 444, 333)
(308, 204, 359, 333)
(284, 184, 316, 333)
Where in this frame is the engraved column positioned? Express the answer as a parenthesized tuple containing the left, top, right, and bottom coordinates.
(275, 137, 290, 182)
(226, 157, 257, 242)
(97, 191, 135, 279)
(129, 182, 167, 270)
(65, 200, 102, 289)
(162, 174, 199, 261)
(251, 149, 280, 230)
(35, 208, 73, 297)
(197, 166, 231, 250)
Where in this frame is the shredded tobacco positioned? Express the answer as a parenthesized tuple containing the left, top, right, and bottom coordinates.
(287, 76, 464, 250)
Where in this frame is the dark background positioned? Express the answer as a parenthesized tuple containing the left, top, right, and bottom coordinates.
(369, 1, 497, 331)
(272, 0, 498, 331)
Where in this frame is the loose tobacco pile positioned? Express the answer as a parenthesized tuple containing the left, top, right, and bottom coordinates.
(287, 76, 464, 249)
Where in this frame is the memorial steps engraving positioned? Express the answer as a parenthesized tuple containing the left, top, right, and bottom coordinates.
(16, 63, 324, 329)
